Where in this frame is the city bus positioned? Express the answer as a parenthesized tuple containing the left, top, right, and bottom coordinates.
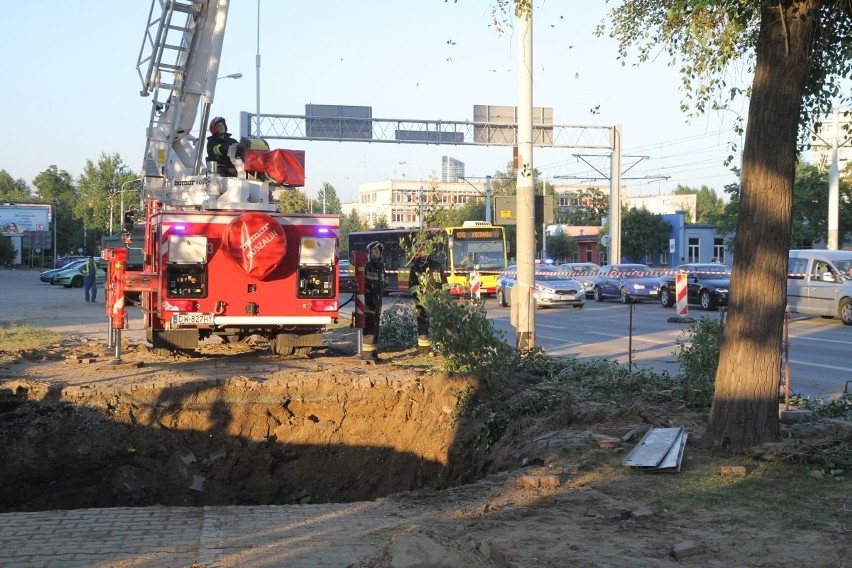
(348, 222, 508, 297)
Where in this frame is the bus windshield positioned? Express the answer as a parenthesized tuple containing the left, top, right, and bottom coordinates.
(449, 227, 507, 271)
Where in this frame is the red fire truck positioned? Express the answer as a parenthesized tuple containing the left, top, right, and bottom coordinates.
(105, 0, 340, 356)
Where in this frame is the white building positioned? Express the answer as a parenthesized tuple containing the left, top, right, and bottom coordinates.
(341, 179, 487, 229)
(341, 179, 698, 228)
(626, 194, 698, 222)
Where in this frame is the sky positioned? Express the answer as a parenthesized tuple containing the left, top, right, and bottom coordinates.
(1, 1, 750, 204)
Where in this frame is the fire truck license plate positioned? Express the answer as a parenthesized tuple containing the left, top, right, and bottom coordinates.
(172, 313, 214, 325)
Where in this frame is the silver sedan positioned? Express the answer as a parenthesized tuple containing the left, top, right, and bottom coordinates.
(496, 265, 586, 309)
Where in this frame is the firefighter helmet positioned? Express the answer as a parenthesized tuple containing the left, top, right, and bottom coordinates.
(366, 241, 383, 254)
(209, 116, 227, 134)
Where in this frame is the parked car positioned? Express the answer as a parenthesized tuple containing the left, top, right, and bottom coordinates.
(495, 265, 586, 309)
(658, 263, 731, 310)
(40, 258, 88, 284)
(52, 258, 107, 288)
(556, 262, 600, 297)
(787, 249, 852, 325)
(54, 255, 87, 269)
(593, 263, 660, 303)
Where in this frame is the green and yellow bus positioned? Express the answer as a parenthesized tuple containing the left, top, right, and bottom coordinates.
(348, 222, 508, 297)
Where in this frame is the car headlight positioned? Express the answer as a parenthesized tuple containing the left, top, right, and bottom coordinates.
(632, 283, 645, 290)
(717, 288, 729, 293)
(538, 286, 555, 294)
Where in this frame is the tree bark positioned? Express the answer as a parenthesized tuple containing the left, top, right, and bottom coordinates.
(703, 1, 819, 452)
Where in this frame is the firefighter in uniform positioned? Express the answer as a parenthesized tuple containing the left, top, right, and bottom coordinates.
(408, 247, 446, 356)
(362, 241, 388, 362)
(205, 116, 239, 177)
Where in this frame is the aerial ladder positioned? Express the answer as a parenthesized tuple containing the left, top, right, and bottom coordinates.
(136, 0, 229, 184)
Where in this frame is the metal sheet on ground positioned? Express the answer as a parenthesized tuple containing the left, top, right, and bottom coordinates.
(622, 427, 684, 468)
(650, 431, 687, 473)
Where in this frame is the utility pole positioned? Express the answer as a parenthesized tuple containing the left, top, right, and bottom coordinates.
(813, 107, 849, 250)
(828, 108, 840, 250)
(485, 175, 492, 224)
(609, 125, 623, 263)
(541, 178, 547, 261)
(513, 7, 535, 351)
(419, 185, 425, 229)
(52, 198, 58, 268)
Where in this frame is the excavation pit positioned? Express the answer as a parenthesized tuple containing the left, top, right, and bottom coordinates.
(0, 362, 483, 513)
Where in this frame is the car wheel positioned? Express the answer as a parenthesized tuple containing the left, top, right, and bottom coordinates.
(619, 288, 632, 304)
(497, 288, 508, 307)
(700, 290, 715, 310)
(593, 286, 604, 302)
(71, 275, 84, 288)
(839, 298, 852, 326)
(660, 287, 675, 307)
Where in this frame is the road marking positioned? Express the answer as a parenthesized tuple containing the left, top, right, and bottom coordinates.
(788, 335, 852, 345)
(789, 359, 851, 372)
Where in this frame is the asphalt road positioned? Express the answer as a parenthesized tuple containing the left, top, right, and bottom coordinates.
(0, 268, 146, 342)
(484, 295, 852, 400)
(4, 268, 850, 399)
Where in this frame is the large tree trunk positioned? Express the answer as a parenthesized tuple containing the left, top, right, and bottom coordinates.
(703, 1, 818, 452)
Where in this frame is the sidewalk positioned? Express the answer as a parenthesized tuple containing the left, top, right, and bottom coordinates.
(0, 500, 435, 567)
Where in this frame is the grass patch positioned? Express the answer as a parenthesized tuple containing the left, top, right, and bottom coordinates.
(595, 451, 850, 532)
(0, 325, 59, 364)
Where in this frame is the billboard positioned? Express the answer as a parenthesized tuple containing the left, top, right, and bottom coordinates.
(305, 104, 373, 140)
(473, 105, 554, 145)
(0, 204, 51, 236)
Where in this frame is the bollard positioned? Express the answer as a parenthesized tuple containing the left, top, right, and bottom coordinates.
(103, 247, 127, 363)
(352, 251, 367, 356)
(675, 271, 688, 319)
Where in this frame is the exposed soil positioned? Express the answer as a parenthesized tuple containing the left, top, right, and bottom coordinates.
(1, 332, 850, 567)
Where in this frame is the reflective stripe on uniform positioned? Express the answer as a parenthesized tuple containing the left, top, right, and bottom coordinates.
(362, 343, 377, 353)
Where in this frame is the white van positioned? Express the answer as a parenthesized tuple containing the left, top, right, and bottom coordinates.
(787, 249, 852, 325)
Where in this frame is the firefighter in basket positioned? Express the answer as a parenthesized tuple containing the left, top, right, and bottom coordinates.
(408, 244, 446, 356)
(362, 241, 388, 362)
(205, 116, 239, 177)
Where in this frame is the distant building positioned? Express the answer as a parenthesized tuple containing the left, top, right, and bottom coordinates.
(626, 194, 697, 222)
(654, 211, 729, 267)
(340, 178, 487, 229)
(441, 156, 465, 182)
(546, 225, 604, 265)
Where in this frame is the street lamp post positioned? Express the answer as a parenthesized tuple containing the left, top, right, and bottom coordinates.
(118, 178, 143, 235)
(52, 198, 58, 268)
(256, 0, 261, 136)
